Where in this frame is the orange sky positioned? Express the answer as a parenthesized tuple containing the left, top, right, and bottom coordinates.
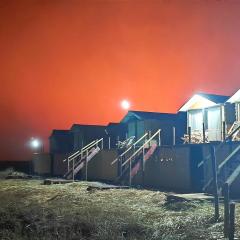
(0, 0, 240, 161)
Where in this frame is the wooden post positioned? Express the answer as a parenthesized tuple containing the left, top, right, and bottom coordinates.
(85, 150, 88, 181)
(222, 121, 226, 142)
(211, 146, 219, 221)
(129, 158, 132, 187)
(223, 183, 230, 237)
(202, 123, 206, 143)
(72, 158, 75, 182)
(173, 127, 176, 145)
(229, 202, 235, 240)
(117, 136, 120, 148)
(158, 130, 161, 146)
(188, 126, 192, 144)
(142, 147, 145, 186)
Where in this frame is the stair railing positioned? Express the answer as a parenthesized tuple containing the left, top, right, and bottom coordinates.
(203, 125, 240, 192)
(122, 129, 161, 186)
(64, 138, 104, 181)
(111, 132, 148, 166)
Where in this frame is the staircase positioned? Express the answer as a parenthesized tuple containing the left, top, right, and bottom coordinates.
(203, 142, 240, 195)
(227, 121, 240, 141)
(112, 130, 161, 186)
(63, 138, 103, 180)
(217, 144, 240, 192)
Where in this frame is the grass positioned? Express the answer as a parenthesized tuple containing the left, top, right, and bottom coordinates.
(0, 179, 238, 240)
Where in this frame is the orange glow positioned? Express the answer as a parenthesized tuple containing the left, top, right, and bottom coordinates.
(0, 1, 240, 160)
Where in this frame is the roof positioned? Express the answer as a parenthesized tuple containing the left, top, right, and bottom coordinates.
(49, 129, 72, 138)
(120, 110, 178, 123)
(197, 93, 229, 103)
(227, 89, 240, 103)
(179, 92, 230, 112)
(70, 124, 106, 131)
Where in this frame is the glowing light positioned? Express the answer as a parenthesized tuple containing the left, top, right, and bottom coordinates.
(121, 100, 130, 110)
(30, 138, 41, 149)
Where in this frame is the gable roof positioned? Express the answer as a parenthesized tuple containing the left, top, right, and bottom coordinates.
(227, 89, 240, 103)
(179, 92, 230, 112)
(70, 124, 106, 131)
(49, 129, 72, 138)
(120, 110, 177, 123)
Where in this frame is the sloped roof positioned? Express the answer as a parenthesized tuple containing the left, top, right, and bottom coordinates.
(49, 129, 72, 138)
(227, 89, 240, 103)
(179, 92, 230, 112)
(197, 93, 229, 103)
(70, 124, 106, 131)
(120, 110, 177, 123)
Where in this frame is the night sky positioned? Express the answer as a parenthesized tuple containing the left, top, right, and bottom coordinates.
(0, 0, 239, 161)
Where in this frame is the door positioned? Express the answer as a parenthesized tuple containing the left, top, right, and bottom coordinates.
(188, 109, 203, 131)
(207, 106, 222, 141)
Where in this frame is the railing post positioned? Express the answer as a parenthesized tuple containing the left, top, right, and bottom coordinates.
(101, 139, 103, 150)
(85, 149, 88, 181)
(223, 182, 230, 237)
(67, 157, 70, 172)
(72, 158, 75, 182)
(203, 123, 206, 143)
(210, 146, 219, 221)
(222, 121, 226, 142)
(158, 130, 161, 146)
(188, 126, 192, 144)
(142, 147, 145, 186)
(108, 137, 111, 149)
(129, 158, 132, 187)
(229, 202, 235, 240)
(173, 127, 176, 145)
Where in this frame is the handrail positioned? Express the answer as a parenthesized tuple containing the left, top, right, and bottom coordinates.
(226, 164, 240, 186)
(64, 138, 104, 180)
(63, 140, 97, 162)
(122, 129, 161, 167)
(111, 133, 148, 165)
(203, 143, 240, 191)
(218, 145, 240, 171)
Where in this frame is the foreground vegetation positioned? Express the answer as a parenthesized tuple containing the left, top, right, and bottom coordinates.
(0, 179, 239, 240)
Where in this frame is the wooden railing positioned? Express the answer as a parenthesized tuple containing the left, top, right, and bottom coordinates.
(111, 132, 148, 166)
(63, 138, 104, 181)
(122, 129, 161, 186)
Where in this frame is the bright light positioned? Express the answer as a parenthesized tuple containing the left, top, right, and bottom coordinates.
(30, 138, 41, 149)
(121, 100, 130, 110)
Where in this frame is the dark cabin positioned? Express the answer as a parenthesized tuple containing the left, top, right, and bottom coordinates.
(70, 124, 107, 151)
(179, 93, 234, 141)
(120, 110, 187, 145)
(105, 122, 127, 148)
(49, 130, 74, 154)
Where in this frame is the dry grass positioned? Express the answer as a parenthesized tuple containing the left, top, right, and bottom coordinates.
(0, 179, 238, 240)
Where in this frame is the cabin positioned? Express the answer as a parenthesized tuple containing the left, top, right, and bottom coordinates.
(70, 124, 106, 151)
(179, 93, 234, 142)
(120, 110, 187, 145)
(105, 122, 127, 148)
(49, 130, 74, 154)
(227, 89, 240, 140)
(227, 89, 240, 122)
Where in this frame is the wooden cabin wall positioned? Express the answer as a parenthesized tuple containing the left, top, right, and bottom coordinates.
(52, 153, 68, 176)
(49, 132, 74, 154)
(143, 146, 192, 191)
(224, 103, 236, 130)
(144, 119, 175, 145)
(32, 153, 52, 176)
(82, 149, 118, 182)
